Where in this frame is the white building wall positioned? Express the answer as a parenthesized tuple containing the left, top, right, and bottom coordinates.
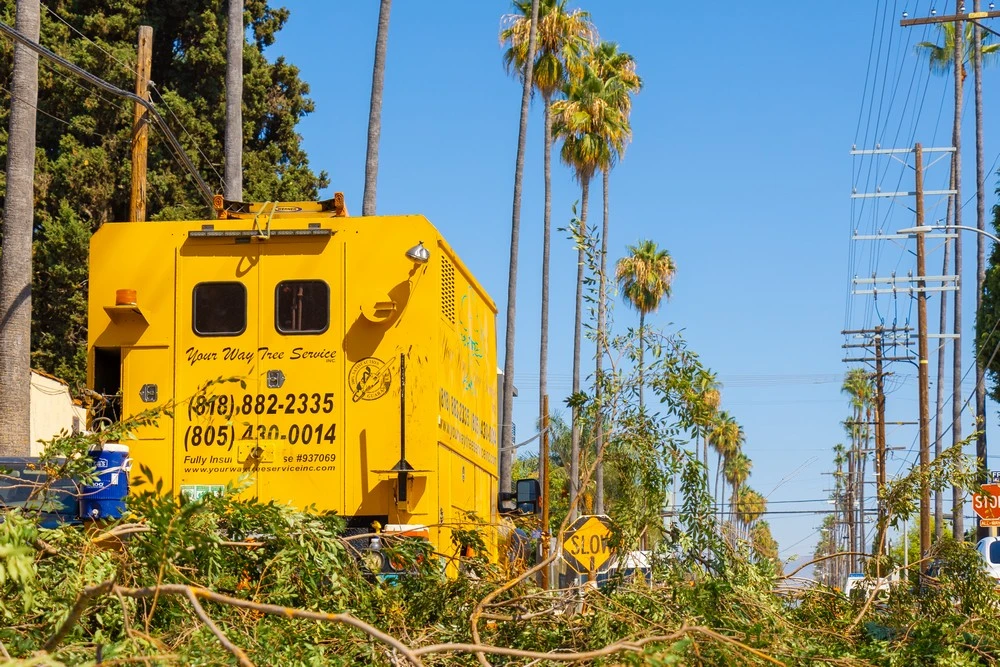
(29, 371, 85, 456)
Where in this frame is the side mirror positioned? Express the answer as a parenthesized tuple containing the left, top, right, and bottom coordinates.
(516, 478, 541, 514)
(498, 478, 543, 515)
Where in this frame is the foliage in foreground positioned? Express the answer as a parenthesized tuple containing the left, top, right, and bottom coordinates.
(2, 428, 999, 665)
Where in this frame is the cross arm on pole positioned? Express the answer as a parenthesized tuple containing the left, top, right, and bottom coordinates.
(900, 10, 1000, 26)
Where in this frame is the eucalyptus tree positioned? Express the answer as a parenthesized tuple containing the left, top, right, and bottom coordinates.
(501, 0, 594, 456)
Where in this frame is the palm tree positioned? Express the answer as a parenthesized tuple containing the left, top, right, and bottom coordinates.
(974, 0, 989, 543)
(916, 22, 998, 81)
(708, 411, 743, 513)
(501, 0, 594, 509)
(918, 18, 999, 540)
(614, 240, 676, 411)
(498, 0, 539, 496)
(0, 0, 41, 456)
(552, 65, 616, 519)
(723, 450, 751, 528)
(735, 486, 766, 542)
(224, 0, 244, 201)
(842, 369, 872, 565)
(687, 371, 721, 478)
(587, 41, 640, 515)
(362, 0, 393, 216)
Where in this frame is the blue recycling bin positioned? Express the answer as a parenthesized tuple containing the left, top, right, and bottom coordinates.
(80, 443, 131, 520)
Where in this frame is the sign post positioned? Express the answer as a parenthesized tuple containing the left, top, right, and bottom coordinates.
(561, 514, 614, 577)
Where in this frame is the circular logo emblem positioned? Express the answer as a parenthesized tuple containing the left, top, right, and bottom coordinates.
(349, 357, 392, 402)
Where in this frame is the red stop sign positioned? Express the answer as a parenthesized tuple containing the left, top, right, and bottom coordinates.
(972, 483, 1000, 520)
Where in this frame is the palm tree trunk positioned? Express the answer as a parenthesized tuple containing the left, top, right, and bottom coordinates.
(362, 0, 393, 216)
(951, 17, 965, 540)
(595, 168, 610, 514)
(224, 0, 244, 200)
(499, 0, 539, 496)
(859, 410, 868, 553)
(703, 428, 709, 473)
(0, 0, 40, 456)
(539, 95, 553, 504)
(974, 0, 989, 543)
(847, 438, 857, 571)
(714, 451, 722, 521)
(935, 219, 951, 541)
(570, 176, 589, 520)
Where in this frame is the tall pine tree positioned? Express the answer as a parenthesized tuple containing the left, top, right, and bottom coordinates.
(0, 0, 329, 389)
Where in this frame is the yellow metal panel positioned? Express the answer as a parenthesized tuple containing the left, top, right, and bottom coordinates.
(121, 346, 173, 490)
(173, 237, 260, 501)
(255, 237, 343, 510)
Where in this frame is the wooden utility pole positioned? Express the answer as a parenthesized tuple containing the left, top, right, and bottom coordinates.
(916, 143, 932, 573)
(875, 330, 887, 498)
(541, 394, 550, 589)
(874, 328, 887, 562)
(129, 25, 152, 222)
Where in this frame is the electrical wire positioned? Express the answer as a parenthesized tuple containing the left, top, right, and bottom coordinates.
(40, 1, 135, 79)
(148, 82, 225, 191)
(0, 83, 115, 141)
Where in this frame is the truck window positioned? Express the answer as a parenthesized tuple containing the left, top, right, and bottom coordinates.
(193, 282, 247, 336)
(275, 280, 329, 334)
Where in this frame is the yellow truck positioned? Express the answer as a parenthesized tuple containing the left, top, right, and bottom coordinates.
(87, 196, 510, 560)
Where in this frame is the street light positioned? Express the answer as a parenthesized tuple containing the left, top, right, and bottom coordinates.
(898, 224, 1000, 244)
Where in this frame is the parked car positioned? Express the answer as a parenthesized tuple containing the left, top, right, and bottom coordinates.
(843, 571, 898, 599)
(976, 536, 1000, 581)
(0, 457, 80, 528)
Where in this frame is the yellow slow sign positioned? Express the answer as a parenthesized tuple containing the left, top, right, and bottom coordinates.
(562, 515, 614, 575)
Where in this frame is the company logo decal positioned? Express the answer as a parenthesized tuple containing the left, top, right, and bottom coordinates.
(349, 357, 392, 402)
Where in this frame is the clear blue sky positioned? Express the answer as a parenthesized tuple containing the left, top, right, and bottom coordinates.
(274, 1, 1000, 572)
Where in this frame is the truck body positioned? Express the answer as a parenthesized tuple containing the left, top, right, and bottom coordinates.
(87, 198, 500, 558)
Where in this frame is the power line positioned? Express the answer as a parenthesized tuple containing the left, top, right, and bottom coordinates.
(0, 18, 214, 209)
(39, 1, 135, 79)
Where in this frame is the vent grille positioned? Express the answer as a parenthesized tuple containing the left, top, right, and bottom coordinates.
(442, 260, 455, 324)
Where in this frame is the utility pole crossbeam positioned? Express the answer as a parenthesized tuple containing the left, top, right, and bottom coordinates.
(900, 9, 1000, 26)
(841, 324, 910, 566)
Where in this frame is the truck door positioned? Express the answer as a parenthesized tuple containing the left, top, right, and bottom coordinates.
(175, 239, 260, 501)
(255, 236, 343, 511)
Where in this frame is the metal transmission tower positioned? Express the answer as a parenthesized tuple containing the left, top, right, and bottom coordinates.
(849, 144, 957, 573)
